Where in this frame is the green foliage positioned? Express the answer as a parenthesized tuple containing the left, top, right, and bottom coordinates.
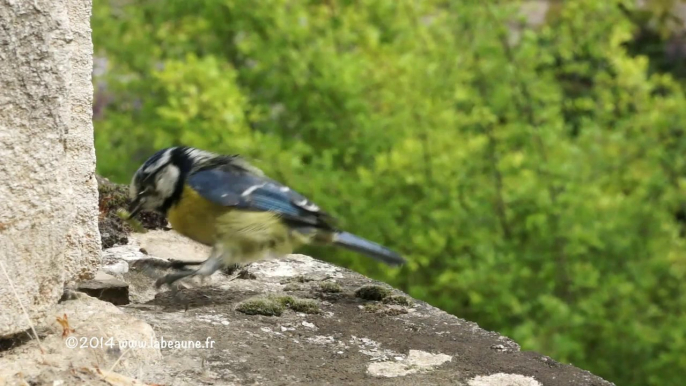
(93, 1, 686, 385)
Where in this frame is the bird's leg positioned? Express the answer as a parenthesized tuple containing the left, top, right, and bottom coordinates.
(155, 247, 225, 289)
(155, 258, 223, 288)
(129, 258, 199, 277)
(168, 259, 202, 270)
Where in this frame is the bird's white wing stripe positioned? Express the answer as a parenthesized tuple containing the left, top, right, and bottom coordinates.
(241, 183, 267, 197)
(302, 203, 320, 211)
(295, 199, 320, 212)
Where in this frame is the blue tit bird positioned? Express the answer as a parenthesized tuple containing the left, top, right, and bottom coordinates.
(127, 146, 405, 288)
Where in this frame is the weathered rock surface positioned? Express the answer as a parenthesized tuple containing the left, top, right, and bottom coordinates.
(89, 232, 617, 385)
(77, 271, 130, 305)
(0, 230, 615, 385)
(0, 294, 161, 385)
(62, 0, 102, 286)
(0, 0, 101, 338)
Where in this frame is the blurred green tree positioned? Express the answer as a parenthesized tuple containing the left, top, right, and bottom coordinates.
(92, 0, 686, 385)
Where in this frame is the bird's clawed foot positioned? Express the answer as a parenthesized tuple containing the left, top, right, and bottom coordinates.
(154, 269, 195, 289)
(154, 257, 224, 290)
(222, 263, 243, 276)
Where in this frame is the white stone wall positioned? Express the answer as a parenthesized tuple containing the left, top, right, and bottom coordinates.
(0, 0, 100, 337)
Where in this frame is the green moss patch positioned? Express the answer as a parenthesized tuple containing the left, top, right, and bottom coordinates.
(236, 297, 286, 316)
(286, 298, 320, 314)
(355, 285, 391, 301)
(236, 295, 320, 316)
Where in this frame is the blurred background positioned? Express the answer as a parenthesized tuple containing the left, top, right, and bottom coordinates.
(92, 1, 686, 384)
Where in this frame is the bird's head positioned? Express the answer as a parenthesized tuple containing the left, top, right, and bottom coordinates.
(128, 146, 216, 216)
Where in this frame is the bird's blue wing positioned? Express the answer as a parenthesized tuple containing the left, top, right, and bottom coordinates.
(187, 169, 332, 228)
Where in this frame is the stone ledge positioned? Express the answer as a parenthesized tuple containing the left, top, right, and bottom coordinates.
(0, 294, 161, 385)
(0, 229, 615, 385)
(76, 271, 130, 306)
(106, 231, 614, 385)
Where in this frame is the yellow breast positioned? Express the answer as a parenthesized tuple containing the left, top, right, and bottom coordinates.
(167, 184, 231, 246)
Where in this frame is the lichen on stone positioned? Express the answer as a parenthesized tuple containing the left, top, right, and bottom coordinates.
(283, 283, 302, 292)
(355, 285, 391, 301)
(318, 281, 342, 293)
(383, 306, 409, 316)
(294, 275, 316, 283)
(382, 295, 413, 306)
(363, 302, 385, 313)
(363, 302, 408, 316)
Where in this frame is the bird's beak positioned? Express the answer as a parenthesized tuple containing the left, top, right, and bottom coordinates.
(127, 197, 143, 219)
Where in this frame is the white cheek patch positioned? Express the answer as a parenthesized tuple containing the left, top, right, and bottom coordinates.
(144, 195, 165, 210)
(155, 165, 180, 198)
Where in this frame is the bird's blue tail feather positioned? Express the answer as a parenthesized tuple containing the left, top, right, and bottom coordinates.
(333, 231, 405, 266)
